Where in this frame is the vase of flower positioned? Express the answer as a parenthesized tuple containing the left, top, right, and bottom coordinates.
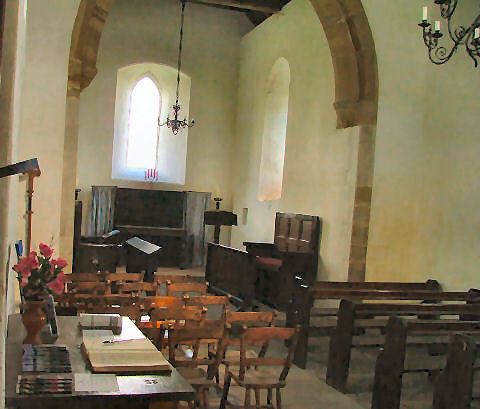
(13, 243, 68, 345)
(21, 300, 47, 344)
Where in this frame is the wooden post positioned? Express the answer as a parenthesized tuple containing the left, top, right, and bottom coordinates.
(25, 171, 35, 254)
(371, 315, 408, 409)
(432, 334, 476, 409)
(292, 283, 313, 369)
(326, 299, 356, 391)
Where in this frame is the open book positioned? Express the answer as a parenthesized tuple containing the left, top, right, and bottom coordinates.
(81, 328, 172, 374)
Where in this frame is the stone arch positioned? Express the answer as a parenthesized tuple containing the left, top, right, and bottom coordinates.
(63, 0, 378, 280)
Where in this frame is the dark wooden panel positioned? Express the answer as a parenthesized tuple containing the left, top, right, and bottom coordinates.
(205, 243, 254, 309)
(114, 188, 185, 228)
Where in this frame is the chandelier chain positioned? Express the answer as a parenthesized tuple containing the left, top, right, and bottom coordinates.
(176, 0, 186, 106)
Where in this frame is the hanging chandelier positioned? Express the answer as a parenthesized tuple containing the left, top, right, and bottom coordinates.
(159, 0, 195, 135)
(418, 1, 480, 67)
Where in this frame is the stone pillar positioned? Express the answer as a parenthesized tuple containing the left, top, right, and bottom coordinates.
(59, 87, 81, 273)
(348, 125, 376, 281)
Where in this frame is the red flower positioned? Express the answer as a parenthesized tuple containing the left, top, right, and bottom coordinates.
(55, 258, 68, 269)
(39, 243, 53, 259)
(13, 259, 29, 274)
(13, 255, 37, 276)
(47, 278, 65, 295)
(56, 272, 68, 284)
(21, 277, 29, 287)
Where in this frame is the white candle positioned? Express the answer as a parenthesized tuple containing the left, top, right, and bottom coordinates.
(435, 20, 441, 32)
(422, 6, 428, 21)
(475, 27, 480, 39)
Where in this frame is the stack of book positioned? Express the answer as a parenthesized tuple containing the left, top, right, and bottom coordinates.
(22, 345, 72, 373)
(16, 375, 73, 395)
(78, 313, 123, 334)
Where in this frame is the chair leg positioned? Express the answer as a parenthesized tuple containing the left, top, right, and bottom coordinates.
(267, 388, 272, 406)
(255, 387, 261, 408)
(275, 388, 282, 409)
(202, 387, 209, 409)
(245, 387, 251, 409)
(220, 373, 232, 409)
(223, 364, 230, 386)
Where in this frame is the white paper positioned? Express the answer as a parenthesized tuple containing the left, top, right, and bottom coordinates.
(74, 373, 119, 392)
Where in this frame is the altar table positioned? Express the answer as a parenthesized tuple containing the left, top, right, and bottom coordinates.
(5, 315, 194, 409)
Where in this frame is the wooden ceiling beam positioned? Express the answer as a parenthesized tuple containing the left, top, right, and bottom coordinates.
(187, 0, 282, 14)
(245, 10, 269, 25)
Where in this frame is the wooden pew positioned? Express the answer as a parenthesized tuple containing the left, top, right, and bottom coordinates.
(326, 299, 480, 392)
(286, 276, 446, 368)
(205, 243, 255, 309)
(432, 334, 476, 409)
(371, 315, 480, 409)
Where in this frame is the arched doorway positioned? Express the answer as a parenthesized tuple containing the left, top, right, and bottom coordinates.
(62, 0, 378, 281)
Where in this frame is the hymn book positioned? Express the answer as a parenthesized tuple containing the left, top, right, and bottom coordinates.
(81, 326, 172, 374)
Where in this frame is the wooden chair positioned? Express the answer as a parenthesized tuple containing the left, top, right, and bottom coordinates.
(66, 281, 110, 296)
(166, 281, 208, 297)
(217, 310, 278, 385)
(105, 272, 144, 282)
(66, 272, 102, 282)
(185, 295, 231, 326)
(155, 274, 198, 295)
(117, 281, 160, 296)
(244, 212, 322, 309)
(85, 304, 143, 323)
(137, 296, 187, 319)
(169, 325, 230, 409)
(106, 272, 144, 294)
(146, 305, 207, 349)
(220, 326, 300, 409)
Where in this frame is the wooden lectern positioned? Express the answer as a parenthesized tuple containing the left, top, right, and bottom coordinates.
(204, 198, 237, 244)
(0, 158, 41, 253)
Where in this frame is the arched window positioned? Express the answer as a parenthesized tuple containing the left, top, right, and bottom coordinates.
(126, 77, 160, 169)
(258, 58, 290, 201)
(112, 63, 191, 184)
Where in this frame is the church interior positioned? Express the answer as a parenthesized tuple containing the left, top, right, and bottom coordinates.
(0, 0, 479, 408)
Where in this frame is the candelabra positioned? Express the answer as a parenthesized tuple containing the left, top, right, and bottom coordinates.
(418, 0, 480, 67)
(159, 0, 195, 135)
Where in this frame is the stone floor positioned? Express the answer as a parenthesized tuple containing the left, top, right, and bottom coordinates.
(157, 267, 480, 408)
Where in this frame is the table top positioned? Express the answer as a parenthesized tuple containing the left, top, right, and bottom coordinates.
(5, 315, 194, 408)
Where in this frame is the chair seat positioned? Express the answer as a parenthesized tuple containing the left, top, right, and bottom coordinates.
(256, 257, 283, 271)
(177, 367, 215, 387)
(230, 369, 286, 388)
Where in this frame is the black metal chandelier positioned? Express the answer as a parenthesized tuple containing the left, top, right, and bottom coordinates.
(159, 0, 195, 135)
(418, 0, 480, 67)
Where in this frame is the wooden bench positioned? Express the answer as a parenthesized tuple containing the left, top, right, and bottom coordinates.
(371, 315, 480, 409)
(286, 276, 446, 368)
(326, 298, 480, 392)
(432, 334, 477, 409)
(205, 242, 255, 309)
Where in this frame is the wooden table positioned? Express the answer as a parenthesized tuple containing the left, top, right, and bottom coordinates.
(5, 315, 194, 409)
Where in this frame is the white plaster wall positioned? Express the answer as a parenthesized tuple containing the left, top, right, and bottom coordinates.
(364, 1, 480, 290)
(16, 0, 80, 254)
(230, 0, 358, 281)
(77, 0, 252, 244)
(0, 0, 28, 403)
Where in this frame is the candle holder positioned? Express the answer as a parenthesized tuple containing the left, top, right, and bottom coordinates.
(214, 197, 222, 210)
(418, 0, 480, 67)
